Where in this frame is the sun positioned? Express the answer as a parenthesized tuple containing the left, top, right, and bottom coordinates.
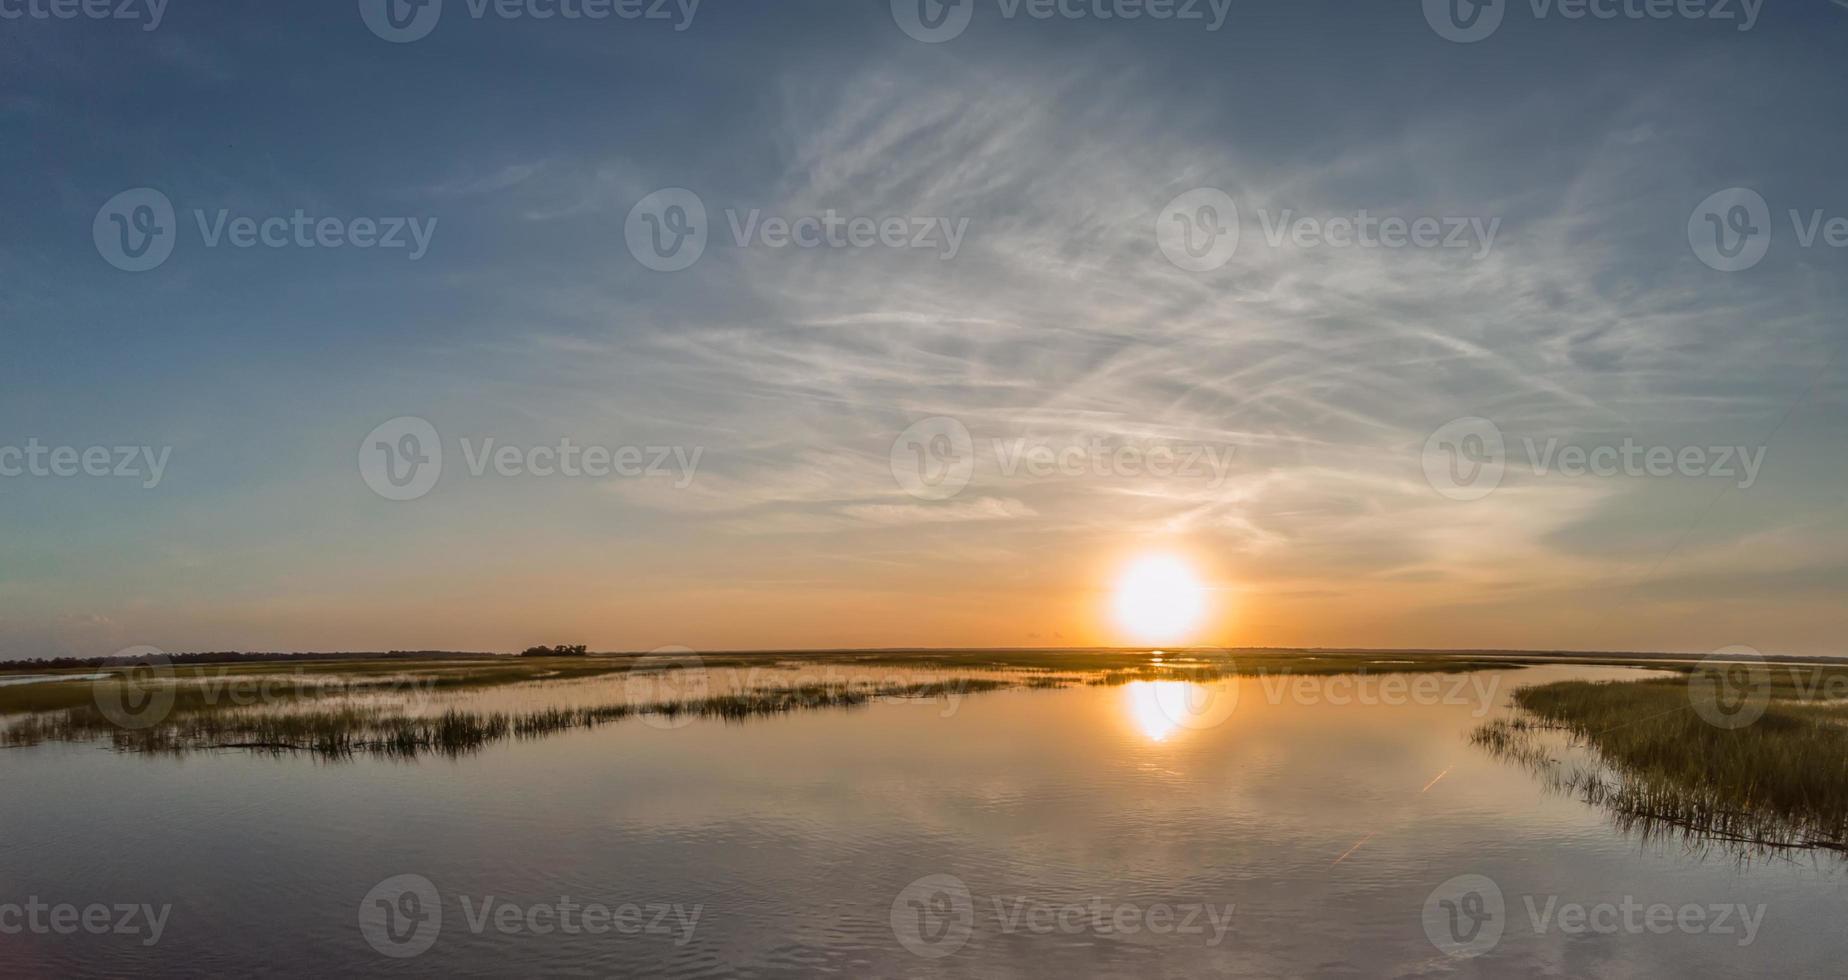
(1111, 554, 1207, 644)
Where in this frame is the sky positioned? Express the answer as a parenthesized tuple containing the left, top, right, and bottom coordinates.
(1, 0, 1844, 659)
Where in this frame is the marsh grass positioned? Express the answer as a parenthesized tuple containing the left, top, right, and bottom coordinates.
(0, 680, 98, 715)
(1473, 667, 1848, 855)
(2, 648, 1531, 761)
(838, 648, 1525, 676)
(0, 657, 664, 718)
(2, 678, 1009, 760)
(0, 648, 1538, 718)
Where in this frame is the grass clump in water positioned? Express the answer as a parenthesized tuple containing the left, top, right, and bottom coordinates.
(1473, 665, 1848, 854)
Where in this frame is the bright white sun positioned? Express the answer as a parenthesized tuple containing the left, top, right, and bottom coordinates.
(1112, 554, 1206, 643)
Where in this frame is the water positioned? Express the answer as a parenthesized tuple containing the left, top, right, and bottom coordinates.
(0, 674, 108, 688)
(0, 663, 1838, 978)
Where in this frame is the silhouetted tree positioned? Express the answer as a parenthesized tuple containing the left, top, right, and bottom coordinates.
(520, 644, 589, 658)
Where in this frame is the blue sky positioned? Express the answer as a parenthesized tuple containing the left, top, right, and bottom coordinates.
(2, 0, 1844, 657)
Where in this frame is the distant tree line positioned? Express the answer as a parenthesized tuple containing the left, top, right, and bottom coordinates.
(520, 644, 590, 658)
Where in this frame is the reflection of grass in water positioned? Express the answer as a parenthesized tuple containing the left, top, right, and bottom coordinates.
(3, 649, 1537, 760)
(1076, 655, 1512, 688)
(3, 679, 1007, 760)
(838, 649, 1524, 676)
(0, 649, 1533, 718)
(0, 658, 680, 718)
(1473, 668, 1848, 856)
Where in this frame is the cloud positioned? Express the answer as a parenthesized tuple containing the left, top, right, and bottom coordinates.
(840, 496, 1036, 526)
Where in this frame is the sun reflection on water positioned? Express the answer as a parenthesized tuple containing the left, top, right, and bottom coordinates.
(1126, 680, 1188, 742)
(1124, 676, 1239, 743)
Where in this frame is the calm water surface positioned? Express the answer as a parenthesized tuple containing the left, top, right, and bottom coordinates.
(1, 664, 1840, 978)
(0, 674, 108, 688)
